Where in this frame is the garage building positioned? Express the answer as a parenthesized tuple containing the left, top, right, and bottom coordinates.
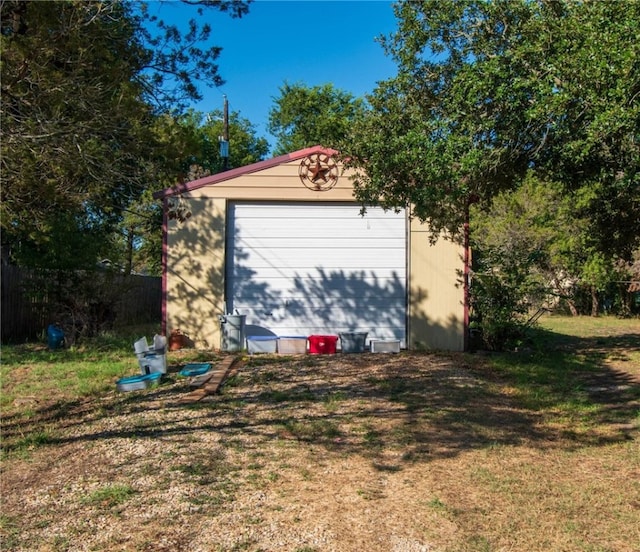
(154, 146, 466, 351)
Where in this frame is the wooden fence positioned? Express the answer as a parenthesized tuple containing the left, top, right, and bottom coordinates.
(1, 265, 161, 343)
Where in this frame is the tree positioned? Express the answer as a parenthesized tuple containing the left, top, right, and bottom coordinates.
(344, 0, 639, 258)
(134, 0, 250, 113)
(1, 0, 252, 269)
(471, 174, 634, 322)
(268, 82, 366, 155)
(113, 109, 269, 275)
(185, 108, 270, 174)
(1, 0, 151, 268)
(0, 0, 252, 339)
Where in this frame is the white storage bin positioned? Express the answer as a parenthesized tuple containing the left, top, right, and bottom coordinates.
(247, 336, 278, 354)
(134, 336, 149, 355)
(138, 353, 167, 374)
(370, 339, 401, 353)
(135, 335, 167, 374)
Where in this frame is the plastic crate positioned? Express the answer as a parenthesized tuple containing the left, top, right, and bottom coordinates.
(308, 335, 338, 354)
(370, 339, 401, 353)
(116, 372, 162, 392)
(339, 332, 368, 353)
(277, 336, 307, 354)
(138, 353, 167, 374)
(247, 335, 278, 354)
(179, 363, 212, 377)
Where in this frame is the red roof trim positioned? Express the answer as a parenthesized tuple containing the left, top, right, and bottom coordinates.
(153, 145, 337, 200)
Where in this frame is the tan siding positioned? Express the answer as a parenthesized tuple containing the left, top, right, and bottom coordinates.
(408, 220, 465, 351)
(166, 197, 226, 348)
(186, 161, 355, 200)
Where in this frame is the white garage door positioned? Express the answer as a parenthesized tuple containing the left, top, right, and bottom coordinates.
(226, 202, 407, 345)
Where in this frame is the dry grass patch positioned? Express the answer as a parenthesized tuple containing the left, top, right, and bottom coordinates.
(1, 317, 639, 551)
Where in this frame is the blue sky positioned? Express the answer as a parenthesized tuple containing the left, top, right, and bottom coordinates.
(152, 0, 399, 149)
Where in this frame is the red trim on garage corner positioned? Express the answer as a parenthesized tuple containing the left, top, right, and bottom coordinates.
(463, 222, 470, 351)
(152, 146, 338, 200)
(161, 197, 168, 337)
(463, 207, 471, 352)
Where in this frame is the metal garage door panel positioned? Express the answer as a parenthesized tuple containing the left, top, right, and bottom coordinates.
(227, 202, 407, 344)
(229, 269, 404, 287)
(236, 222, 402, 239)
(232, 249, 405, 270)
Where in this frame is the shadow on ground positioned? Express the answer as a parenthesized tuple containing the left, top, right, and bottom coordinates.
(2, 329, 639, 466)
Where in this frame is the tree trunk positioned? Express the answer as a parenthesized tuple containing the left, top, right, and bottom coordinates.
(124, 227, 134, 276)
(620, 283, 631, 317)
(591, 286, 599, 317)
(566, 299, 579, 316)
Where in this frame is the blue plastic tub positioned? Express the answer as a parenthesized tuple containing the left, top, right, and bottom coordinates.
(179, 363, 212, 377)
(116, 372, 162, 392)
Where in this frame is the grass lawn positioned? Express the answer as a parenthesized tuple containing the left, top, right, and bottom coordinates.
(1, 316, 639, 551)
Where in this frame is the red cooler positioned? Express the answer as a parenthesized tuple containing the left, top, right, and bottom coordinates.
(308, 334, 338, 354)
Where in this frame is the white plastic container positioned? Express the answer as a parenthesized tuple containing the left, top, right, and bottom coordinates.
(138, 353, 167, 374)
(117, 372, 162, 392)
(135, 335, 167, 374)
(152, 334, 167, 353)
(247, 336, 278, 354)
(134, 336, 149, 355)
(370, 339, 401, 353)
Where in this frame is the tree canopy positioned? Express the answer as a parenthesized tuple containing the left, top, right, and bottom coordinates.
(344, 0, 639, 259)
(0, 0, 251, 269)
(184, 109, 270, 174)
(114, 109, 269, 275)
(472, 173, 638, 319)
(268, 82, 366, 155)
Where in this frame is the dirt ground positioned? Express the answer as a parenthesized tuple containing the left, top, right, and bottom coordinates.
(2, 345, 639, 552)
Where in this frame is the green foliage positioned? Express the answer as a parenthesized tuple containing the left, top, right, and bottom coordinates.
(470, 246, 543, 351)
(268, 82, 366, 155)
(344, 0, 639, 256)
(113, 188, 164, 276)
(1, 1, 153, 267)
(181, 109, 270, 174)
(0, 0, 252, 273)
(112, 109, 268, 275)
(133, 1, 250, 112)
(342, 0, 639, 340)
(472, 175, 638, 318)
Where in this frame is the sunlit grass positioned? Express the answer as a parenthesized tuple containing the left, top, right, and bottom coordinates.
(537, 314, 639, 339)
(0, 343, 139, 410)
(82, 484, 136, 509)
(0, 324, 202, 410)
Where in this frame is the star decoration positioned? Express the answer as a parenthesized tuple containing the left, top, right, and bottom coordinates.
(299, 153, 339, 191)
(310, 160, 330, 183)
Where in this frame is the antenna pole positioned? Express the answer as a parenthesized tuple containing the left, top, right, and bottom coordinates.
(221, 95, 229, 171)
